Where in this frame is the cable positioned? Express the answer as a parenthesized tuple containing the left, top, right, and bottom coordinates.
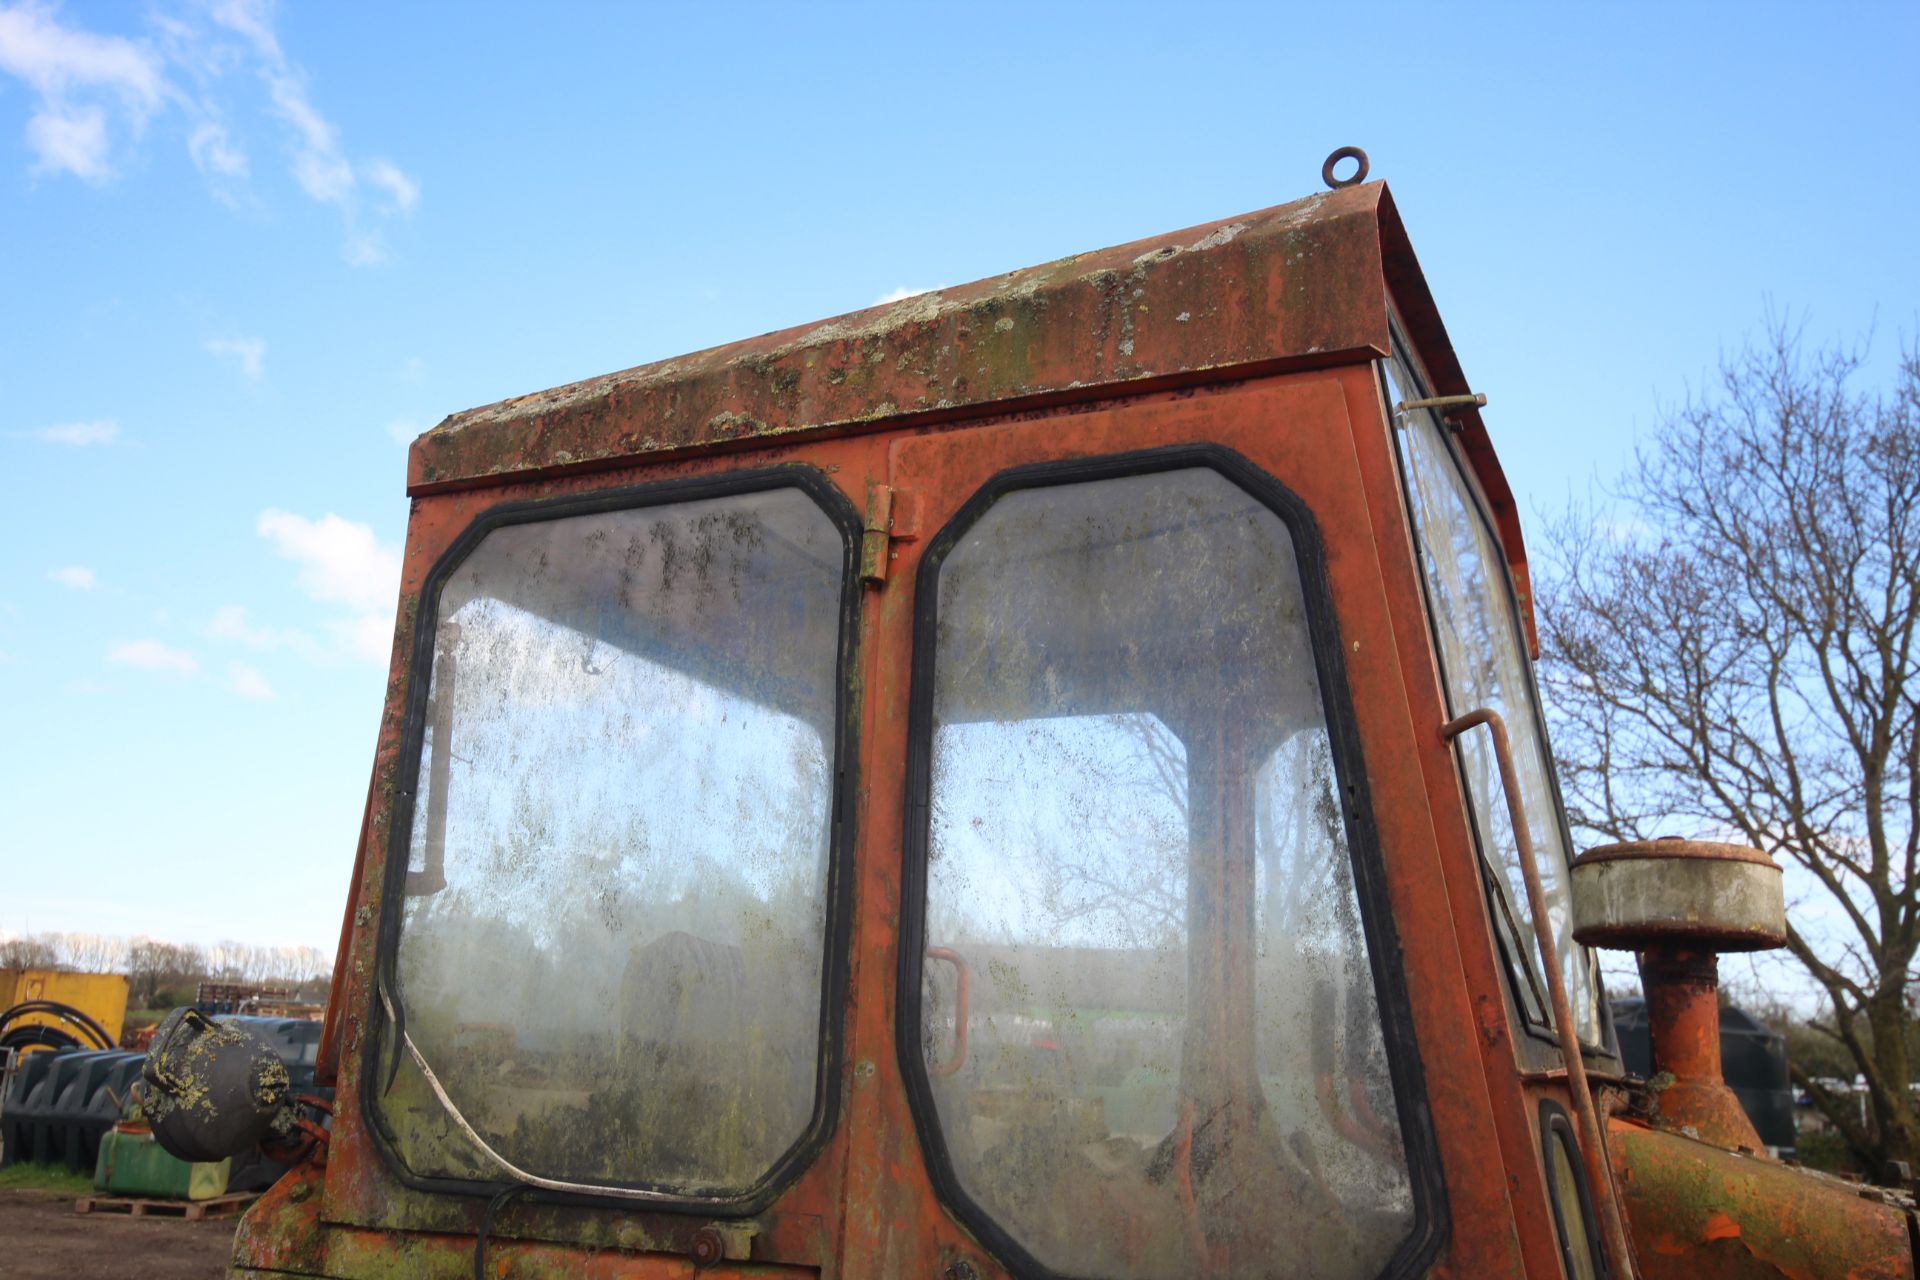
(0, 1026, 81, 1054)
(0, 1000, 115, 1051)
(6, 1001, 114, 1048)
(474, 1183, 530, 1280)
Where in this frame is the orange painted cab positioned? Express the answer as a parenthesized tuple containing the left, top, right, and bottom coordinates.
(232, 175, 1916, 1280)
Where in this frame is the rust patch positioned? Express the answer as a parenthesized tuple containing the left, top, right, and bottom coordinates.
(1701, 1211, 1741, 1242)
(1611, 1118, 1915, 1280)
(406, 186, 1396, 495)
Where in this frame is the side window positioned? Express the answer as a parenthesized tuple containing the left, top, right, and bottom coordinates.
(903, 454, 1434, 1280)
(1540, 1103, 1606, 1280)
(1383, 339, 1603, 1046)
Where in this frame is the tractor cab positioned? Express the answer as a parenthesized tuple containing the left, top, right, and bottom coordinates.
(181, 161, 1919, 1279)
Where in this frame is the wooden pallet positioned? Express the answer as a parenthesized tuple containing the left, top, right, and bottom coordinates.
(73, 1191, 258, 1220)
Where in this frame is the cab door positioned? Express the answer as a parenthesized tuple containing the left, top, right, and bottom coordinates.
(331, 434, 891, 1275)
(836, 371, 1523, 1279)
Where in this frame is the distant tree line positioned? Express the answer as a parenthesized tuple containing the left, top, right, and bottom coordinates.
(0, 932, 332, 1008)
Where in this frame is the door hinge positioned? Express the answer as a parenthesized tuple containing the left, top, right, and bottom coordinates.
(860, 483, 921, 585)
(861, 483, 895, 584)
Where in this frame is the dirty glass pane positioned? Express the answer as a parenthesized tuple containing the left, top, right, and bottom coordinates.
(1384, 349, 1602, 1044)
(1547, 1128, 1601, 1280)
(920, 467, 1414, 1280)
(380, 486, 844, 1194)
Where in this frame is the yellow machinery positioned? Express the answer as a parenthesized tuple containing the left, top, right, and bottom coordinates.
(1, 969, 129, 1054)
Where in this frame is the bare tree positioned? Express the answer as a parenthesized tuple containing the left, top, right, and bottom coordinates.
(127, 938, 208, 1007)
(1539, 320, 1920, 1170)
(258, 945, 331, 986)
(0, 934, 57, 970)
(46, 931, 130, 974)
(202, 940, 333, 988)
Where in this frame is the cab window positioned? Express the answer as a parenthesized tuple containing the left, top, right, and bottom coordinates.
(905, 455, 1428, 1280)
(373, 478, 853, 1199)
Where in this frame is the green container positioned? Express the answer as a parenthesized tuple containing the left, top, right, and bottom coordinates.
(93, 1127, 231, 1200)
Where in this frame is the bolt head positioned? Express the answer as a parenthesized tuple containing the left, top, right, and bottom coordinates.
(689, 1227, 725, 1267)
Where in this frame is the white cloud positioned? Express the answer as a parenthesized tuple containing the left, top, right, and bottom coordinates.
(272, 71, 350, 204)
(46, 565, 94, 590)
(208, 603, 258, 641)
(874, 285, 944, 305)
(385, 417, 421, 446)
(255, 509, 399, 664)
(330, 613, 392, 665)
(108, 638, 197, 674)
(0, 5, 166, 107)
(208, 603, 269, 644)
(256, 510, 399, 613)
(187, 119, 245, 177)
(0, 2, 168, 180)
(205, 334, 264, 378)
(25, 101, 108, 179)
(342, 229, 386, 268)
(204, 0, 279, 65)
(204, 0, 417, 263)
(0, 3, 415, 259)
(361, 158, 417, 215)
(227, 662, 272, 698)
(29, 418, 118, 445)
(206, 603, 317, 656)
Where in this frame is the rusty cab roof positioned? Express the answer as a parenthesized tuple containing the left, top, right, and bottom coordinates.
(407, 181, 1530, 637)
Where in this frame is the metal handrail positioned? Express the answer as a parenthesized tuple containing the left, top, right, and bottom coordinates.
(1441, 708, 1636, 1280)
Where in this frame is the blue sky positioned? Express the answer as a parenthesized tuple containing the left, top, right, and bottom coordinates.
(2, 2, 1915, 955)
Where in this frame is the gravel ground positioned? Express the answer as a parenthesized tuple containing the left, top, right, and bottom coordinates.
(0, 1188, 237, 1279)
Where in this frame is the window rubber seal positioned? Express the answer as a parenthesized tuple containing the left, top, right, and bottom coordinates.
(896, 442, 1447, 1280)
(360, 462, 864, 1218)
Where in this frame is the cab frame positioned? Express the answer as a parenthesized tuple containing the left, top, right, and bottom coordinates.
(252, 180, 1614, 1280)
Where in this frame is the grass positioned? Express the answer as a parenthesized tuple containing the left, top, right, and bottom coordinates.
(0, 1161, 94, 1195)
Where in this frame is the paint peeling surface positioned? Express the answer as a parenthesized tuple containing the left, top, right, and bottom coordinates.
(917, 469, 1414, 1277)
(374, 486, 846, 1195)
(232, 1167, 823, 1278)
(1610, 1119, 1916, 1280)
(407, 187, 1394, 493)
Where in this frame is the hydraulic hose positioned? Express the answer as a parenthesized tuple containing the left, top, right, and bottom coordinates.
(0, 1000, 116, 1052)
(0, 1025, 82, 1054)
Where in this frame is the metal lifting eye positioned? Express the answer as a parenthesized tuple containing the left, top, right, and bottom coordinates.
(1322, 146, 1370, 189)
